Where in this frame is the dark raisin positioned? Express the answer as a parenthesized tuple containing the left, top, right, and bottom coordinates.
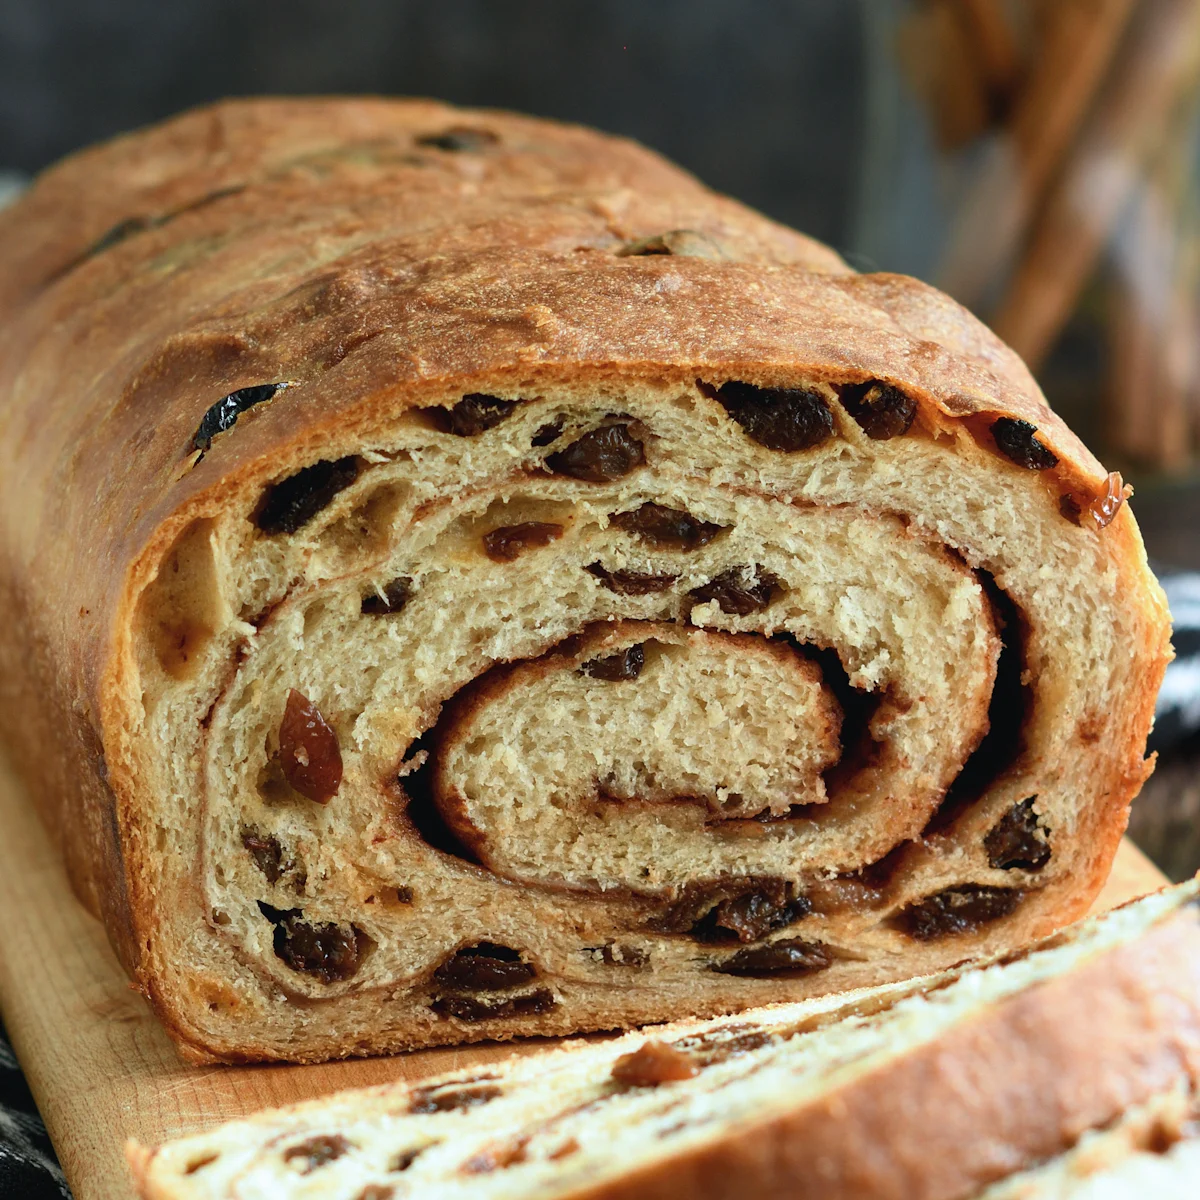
(897, 885, 1023, 939)
(408, 1085, 502, 1115)
(532, 418, 564, 446)
(585, 562, 678, 595)
(1059, 495, 1083, 525)
(610, 503, 726, 551)
(189, 383, 290, 455)
(278, 689, 343, 804)
(269, 910, 365, 983)
(610, 1041, 698, 1087)
(546, 424, 644, 482)
(431, 989, 557, 1022)
(690, 566, 780, 616)
(241, 828, 285, 883)
(581, 644, 645, 681)
(482, 522, 564, 562)
(426, 394, 518, 436)
(361, 577, 412, 616)
(708, 381, 834, 451)
(616, 230, 724, 259)
(651, 879, 809, 943)
(991, 418, 1059, 470)
(713, 939, 831, 976)
(836, 380, 916, 440)
(390, 1147, 425, 1172)
(283, 1135, 350, 1173)
(254, 456, 361, 535)
(985, 798, 1050, 871)
(416, 127, 499, 152)
(434, 943, 537, 991)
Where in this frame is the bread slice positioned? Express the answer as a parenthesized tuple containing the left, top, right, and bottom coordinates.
(977, 1087, 1200, 1198)
(128, 879, 1200, 1200)
(0, 98, 1170, 1062)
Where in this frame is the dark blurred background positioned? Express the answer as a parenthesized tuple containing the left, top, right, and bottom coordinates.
(2, 0, 1200, 874)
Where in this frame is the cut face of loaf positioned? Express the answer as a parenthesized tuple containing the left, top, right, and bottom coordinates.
(0, 98, 1171, 1062)
(128, 881, 1200, 1200)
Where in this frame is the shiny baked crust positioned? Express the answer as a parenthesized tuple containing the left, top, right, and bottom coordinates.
(0, 97, 1171, 1063)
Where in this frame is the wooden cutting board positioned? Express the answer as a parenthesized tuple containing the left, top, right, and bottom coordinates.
(0, 750, 1170, 1200)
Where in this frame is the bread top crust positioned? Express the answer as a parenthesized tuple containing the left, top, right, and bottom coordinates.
(0, 97, 1169, 965)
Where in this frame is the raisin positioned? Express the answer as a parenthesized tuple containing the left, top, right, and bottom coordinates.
(357, 1187, 395, 1200)
(595, 943, 649, 967)
(390, 1147, 425, 1172)
(580, 644, 645, 681)
(690, 566, 780, 615)
(283, 1135, 350, 1172)
(610, 503, 726, 550)
(585, 562, 677, 595)
(616, 230, 724, 259)
(434, 943, 536, 991)
(431, 989, 557, 1021)
(610, 1040, 698, 1087)
(361, 577, 412, 615)
(278, 689, 343, 804)
(651, 879, 810, 943)
(991, 418, 1059, 470)
(416, 127, 499, 152)
(837, 380, 916, 440)
(189, 382, 290, 454)
(546, 424, 644, 481)
(462, 1138, 530, 1173)
(985, 798, 1050, 871)
(898, 885, 1023, 939)
(1059, 494, 1083, 525)
(426, 394, 518, 436)
(482, 522, 563, 562)
(408, 1085, 502, 1114)
(713, 939, 831, 976)
(672, 1025, 773, 1064)
(241, 828, 285, 883)
(708, 381, 834, 451)
(254, 456, 361, 535)
(532, 418, 564, 446)
(264, 907, 365, 983)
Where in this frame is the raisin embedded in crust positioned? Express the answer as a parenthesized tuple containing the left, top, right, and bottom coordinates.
(482, 522, 564, 562)
(361, 577, 412, 616)
(431, 989, 557, 1021)
(283, 1134, 351, 1173)
(610, 503, 726, 550)
(985, 798, 1051, 871)
(278, 689, 343, 804)
(426, 394, 518, 436)
(991, 418, 1059, 470)
(580, 644, 645, 681)
(713, 939, 831, 976)
(188, 382, 290, 454)
(585, 562, 678, 595)
(254, 456, 361, 535)
(708, 381, 835, 452)
(546, 424, 645, 481)
(434, 943, 537, 991)
(836, 380, 916, 440)
(416, 127, 499, 152)
(689, 566, 781, 616)
(897, 885, 1024, 939)
(610, 1040, 699, 1086)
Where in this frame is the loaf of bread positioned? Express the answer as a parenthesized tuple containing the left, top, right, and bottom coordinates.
(127, 879, 1200, 1200)
(0, 98, 1170, 1062)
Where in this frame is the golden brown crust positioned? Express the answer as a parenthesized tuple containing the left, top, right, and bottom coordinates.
(0, 97, 1171, 1061)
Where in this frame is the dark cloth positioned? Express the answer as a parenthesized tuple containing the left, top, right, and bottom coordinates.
(0, 1023, 70, 1198)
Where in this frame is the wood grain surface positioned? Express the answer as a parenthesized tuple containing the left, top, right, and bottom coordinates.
(0, 749, 1170, 1200)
